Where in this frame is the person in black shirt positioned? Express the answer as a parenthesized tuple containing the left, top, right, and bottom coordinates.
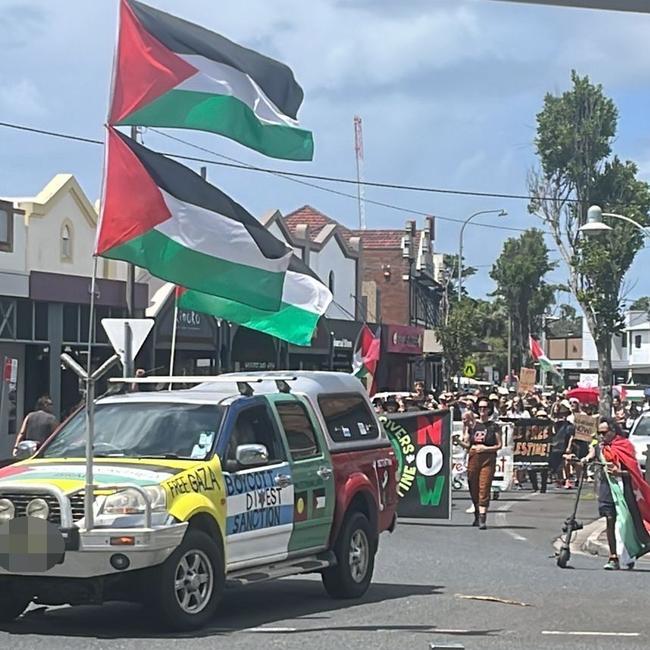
(458, 399, 502, 529)
(549, 404, 574, 488)
(13, 396, 59, 454)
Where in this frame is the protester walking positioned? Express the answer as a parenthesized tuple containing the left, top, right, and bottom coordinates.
(13, 396, 59, 455)
(459, 399, 502, 529)
(582, 417, 650, 570)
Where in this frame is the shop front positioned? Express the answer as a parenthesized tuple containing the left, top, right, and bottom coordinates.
(379, 324, 424, 391)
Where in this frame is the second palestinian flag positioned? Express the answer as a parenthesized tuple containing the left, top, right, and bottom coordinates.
(96, 127, 292, 310)
(176, 256, 332, 347)
(109, 0, 313, 161)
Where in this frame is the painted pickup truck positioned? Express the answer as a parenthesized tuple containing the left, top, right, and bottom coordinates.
(0, 372, 397, 630)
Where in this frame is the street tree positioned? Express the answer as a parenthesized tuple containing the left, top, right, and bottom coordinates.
(529, 71, 650, 415)
(490, 229, 556, 370)
(435, 298, 481, 385)
(629, 296, 650, 312)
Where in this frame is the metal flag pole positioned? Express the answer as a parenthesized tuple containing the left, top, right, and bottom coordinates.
(168, 288, 179, 390)
(84, 255, 98, 531)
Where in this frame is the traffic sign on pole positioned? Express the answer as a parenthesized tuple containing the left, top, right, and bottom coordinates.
(463, 360, 477, 378)
(101, 319, 154, 368)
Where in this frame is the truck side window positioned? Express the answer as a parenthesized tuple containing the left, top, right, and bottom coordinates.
(318, 394, 379, 442)
(276, 401, 320, 461)
(226, 405, 285, 464)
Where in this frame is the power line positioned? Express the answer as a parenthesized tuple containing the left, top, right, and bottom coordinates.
(148, 129, 541, 234)
(0, 118, 552, 234)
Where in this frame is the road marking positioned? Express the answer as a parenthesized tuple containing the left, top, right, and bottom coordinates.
(495, 506, 527, 541)
(542, 631, 640, 637)
(246, 627, 297, 633)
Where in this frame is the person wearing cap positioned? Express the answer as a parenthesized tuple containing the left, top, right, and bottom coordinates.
(458, 399, 502, 529)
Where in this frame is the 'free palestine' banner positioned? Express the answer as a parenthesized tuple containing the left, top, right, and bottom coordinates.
(380, 410, 451, 519)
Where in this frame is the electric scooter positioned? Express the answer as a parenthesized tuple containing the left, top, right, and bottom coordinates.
(556, 458, 588, 568)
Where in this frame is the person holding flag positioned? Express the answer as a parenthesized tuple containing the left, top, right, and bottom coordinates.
(581, 417, 650, 570)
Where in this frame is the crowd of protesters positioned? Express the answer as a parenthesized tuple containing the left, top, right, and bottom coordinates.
(372, 380, 649, 533)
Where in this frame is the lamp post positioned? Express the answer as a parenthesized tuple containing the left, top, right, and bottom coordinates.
(578, 205, 649, 412)
(458, 209, 507, 301)
(579, 204, 650, 238)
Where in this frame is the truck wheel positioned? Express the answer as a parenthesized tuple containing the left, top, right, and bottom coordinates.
(152, 529, 224, 631)
(322, 511, 375, 599)
(0, 588, 31, 622)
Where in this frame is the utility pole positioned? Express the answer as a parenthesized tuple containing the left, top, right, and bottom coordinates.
(353, 116, 366, 230)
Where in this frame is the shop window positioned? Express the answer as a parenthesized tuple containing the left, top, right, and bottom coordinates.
(34, 302, 48, 341)
(328, 270, 335, 293)
(318, 393, 379, 442)
(621, 335, 627, 348)
(635, 335, 642, 349)
(63, 304, 79, 342)
(61, 222, 73, 261)
(0, 202, 13, 253)
(16, 299, 32, 340)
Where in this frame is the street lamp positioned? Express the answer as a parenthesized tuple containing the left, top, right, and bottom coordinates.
(458, 209, 508, 301)
(579, 205, 650, 238)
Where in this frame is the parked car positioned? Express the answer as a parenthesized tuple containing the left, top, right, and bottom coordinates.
(0, 372, 398, 630)
(628, 412, 650, 471)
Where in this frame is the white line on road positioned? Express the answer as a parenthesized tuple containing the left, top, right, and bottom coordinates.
(495, 504, 527, 541)
(542, 631, 640, 637)
(246, 627, 297, 632)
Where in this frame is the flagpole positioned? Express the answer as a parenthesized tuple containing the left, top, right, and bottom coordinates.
(168, 288, 179, 390)
(84, 255, 99, 531)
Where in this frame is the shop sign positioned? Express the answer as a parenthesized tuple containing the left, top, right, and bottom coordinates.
(386, 325, 423, 355)
(177, 310, 202, 332)
(333, 337, 353, 350)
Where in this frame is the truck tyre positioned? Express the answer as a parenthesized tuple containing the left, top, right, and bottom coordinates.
(322, 511, 375, 599)
(152, 529, 224, 631)
(0, 588, 31, 622)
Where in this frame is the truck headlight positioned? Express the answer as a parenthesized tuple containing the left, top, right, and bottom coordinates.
(26, 498, 50, 520)
(0, 498, 15, 522)
(102, 486, 167, 515)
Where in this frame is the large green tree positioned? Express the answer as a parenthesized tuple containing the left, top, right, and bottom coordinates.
(490, 229, 557, 370)
(529, 71, 650, 415)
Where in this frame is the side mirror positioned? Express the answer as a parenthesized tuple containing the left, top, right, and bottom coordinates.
(235, 444, 269, 468)
(15, 440, 38, 460)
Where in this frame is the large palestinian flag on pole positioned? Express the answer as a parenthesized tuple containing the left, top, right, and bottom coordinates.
(176, 256, 332, 346)
(96, 127, 292, 310)
(109, 0, 313, 161)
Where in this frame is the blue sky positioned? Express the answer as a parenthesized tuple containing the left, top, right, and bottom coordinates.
(1, 0, 650, 307)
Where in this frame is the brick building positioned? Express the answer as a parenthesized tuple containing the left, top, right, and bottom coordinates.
(283, 206, 443, 390)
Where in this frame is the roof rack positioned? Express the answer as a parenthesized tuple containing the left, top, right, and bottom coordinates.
(108, 375, 297, 396)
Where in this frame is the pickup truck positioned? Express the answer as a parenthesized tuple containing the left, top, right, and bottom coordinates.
(0, 372, 397, 630)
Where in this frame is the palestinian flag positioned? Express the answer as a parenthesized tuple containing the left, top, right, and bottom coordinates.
(109, 0, 313, 161)
(175, 256, 332, 346)
(352, 325, 381, 395)
(530, 336, 562, 385)
(601, 437, 650, 563)
(97, 127, 291, 310)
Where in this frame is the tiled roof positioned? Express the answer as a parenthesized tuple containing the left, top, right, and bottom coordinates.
(349, 229, 410, 249)
(283, 204, 419, 249)
(283, 205, 336, 238)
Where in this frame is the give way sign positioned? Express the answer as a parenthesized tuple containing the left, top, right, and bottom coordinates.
(101, 319, 155, 366)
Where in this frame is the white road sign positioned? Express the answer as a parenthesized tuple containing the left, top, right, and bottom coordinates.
(101, 318, 155, 365)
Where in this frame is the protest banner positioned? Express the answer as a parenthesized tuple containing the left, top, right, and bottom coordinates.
(518, 367, 536, 394)
(573, 413, 597, 443)
(380, 409, 451, 519)
(510, 418, 553, 467)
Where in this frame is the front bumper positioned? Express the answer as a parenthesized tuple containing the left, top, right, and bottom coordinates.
(0, 482, 188, 578)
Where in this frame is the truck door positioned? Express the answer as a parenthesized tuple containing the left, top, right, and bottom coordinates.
(221, 401, 294, 567)
(271, 397, 335, 554)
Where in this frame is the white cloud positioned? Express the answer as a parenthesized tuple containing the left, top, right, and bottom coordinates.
(0, 78, 45, 117)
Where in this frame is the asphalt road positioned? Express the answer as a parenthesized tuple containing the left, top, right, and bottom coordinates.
(2, 489, 649, 650)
